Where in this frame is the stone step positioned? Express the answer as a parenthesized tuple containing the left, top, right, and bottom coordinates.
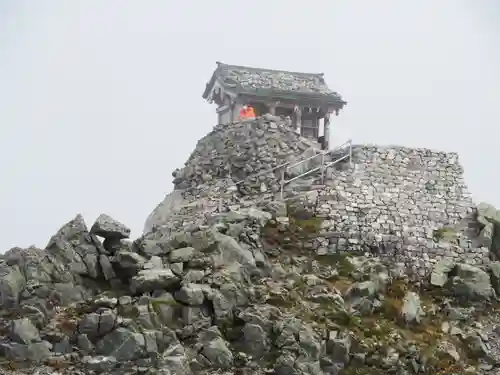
(282, 184, 326, 197)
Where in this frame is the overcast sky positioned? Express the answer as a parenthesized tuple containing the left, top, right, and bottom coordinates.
(0, 1, 499, 251)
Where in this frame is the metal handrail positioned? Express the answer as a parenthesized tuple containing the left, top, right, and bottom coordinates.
(235, 139, 351, 187)
(170, 140, 354, 224)
(279, 140, 352, 199)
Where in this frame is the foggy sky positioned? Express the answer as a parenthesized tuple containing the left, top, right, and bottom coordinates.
(0, 0, 499, 251)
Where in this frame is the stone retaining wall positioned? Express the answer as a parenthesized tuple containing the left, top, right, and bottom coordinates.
(306, 145, 489, 272)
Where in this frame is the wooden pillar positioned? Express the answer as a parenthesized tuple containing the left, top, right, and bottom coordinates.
(268, 101, 278, 115)
(232, 101, 242, 122)
(324, 113, 331, 150)
(294, 106, 302, 134)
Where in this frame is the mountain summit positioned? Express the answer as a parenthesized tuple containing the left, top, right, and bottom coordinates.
(1, 115, 500, 375)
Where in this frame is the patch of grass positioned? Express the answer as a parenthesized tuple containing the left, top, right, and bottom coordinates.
(266, 296, 296, 308)
(330, 310, 361, 327)
(315, 253, 355, 277)
(330, 277, 353, 294)
(293, 217, 324, 235)
(151, 298, 179, 308)
(380, 297, 403, 320)
(45, 357, 71, 370)
(57, 318, 78, 335)
(385, 279, 409, 299)
(262, 220, 301, 250)
(0, 360, 30, 371)
(433, 227, 458, 242)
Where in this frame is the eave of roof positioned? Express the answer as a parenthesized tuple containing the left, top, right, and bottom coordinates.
(217, 62, 325, 79)
(202, 62, 346, 106)
(238, 90, 347, 107)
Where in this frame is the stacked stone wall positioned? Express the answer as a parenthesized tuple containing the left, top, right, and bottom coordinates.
(146, 118, 491, 272)
(308, 145, 489, 272)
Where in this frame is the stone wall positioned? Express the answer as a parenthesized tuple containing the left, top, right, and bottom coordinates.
(145, 115, 325, 235)
(308, 145, 490, 272)
(172, 114, 321, 194)
(145, 117, 490, 272)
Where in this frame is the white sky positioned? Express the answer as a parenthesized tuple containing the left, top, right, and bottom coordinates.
(0, 1, 499, 251)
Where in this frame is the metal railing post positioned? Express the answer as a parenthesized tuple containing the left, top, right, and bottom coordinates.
(349, 140, 353, 168)
(320, 153, 325, 184)
(280, 168, 285, 200)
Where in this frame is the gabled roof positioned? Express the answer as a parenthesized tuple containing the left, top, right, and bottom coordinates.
(202, 62, 346, 107)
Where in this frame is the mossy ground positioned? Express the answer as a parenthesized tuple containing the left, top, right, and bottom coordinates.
(262, 212, 484, 374)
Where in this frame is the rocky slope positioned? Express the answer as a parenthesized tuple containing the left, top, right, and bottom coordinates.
(2, 207, 500, 375)
(3, 117, 500, 374)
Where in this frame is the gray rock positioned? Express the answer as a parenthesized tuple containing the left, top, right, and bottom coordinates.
(143, 189, 185, 235)
(82, 355, 118, 373)
(183, 270, 205, 283)
(77, 334, 94, 354)
(130, 269, 180, 294)
(478, 221, 494, 249)
(103, 237, 132, 254)
(53, 336, 72, 354)
(326, 333, 351, 364)
(463, 332, 489, 359)
(0, 340, 52, 362)
(175, 284, 206, 305)
(344, 280, 379, 301)
(241, 323, 270, 357)
(45, 214, 102, 279)
(115, 250, 147, 274)
(213, 232, 255, 267)
(96, 327, 145, 361)
(144, 255, 164, 270)
(99, 254, 116, 280)
(8, 318, 41, 344)
(490, 261, 500, 295)
(450, 263, 495, 301)
(199, 327, 234, 369)
(150, 292, 177, 326)
(0, 261, 26, 310)
(137, 239, 173, 256)
(79, 313, 101, 337)
(400, 291, 424, 324)
(430, 259, 455, 287)
(260, 200, 287, 218)
(170, 262, 184, 275)
(170, 247, 196, 263)
(234, 207, 272, 227)
(91, 213, 131, 240)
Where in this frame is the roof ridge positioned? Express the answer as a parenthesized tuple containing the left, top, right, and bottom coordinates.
(216, 61, 324, 77)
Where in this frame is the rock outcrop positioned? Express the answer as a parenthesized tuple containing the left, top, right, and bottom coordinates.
(2, 116, 500, 375)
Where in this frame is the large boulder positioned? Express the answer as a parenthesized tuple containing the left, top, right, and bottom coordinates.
(0, 218, 101, 315)
(96, 328, 145, 361)
(477, 202, 500, 257)
(143, 189, 185, 235)
(45, 214, 103, 280)
(198, 327, 234, 369)
(91, 213, 131, 240)
(449, 263, 495, 301)
(130, 269, 180, 294)
(430, 259, 456, 287)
